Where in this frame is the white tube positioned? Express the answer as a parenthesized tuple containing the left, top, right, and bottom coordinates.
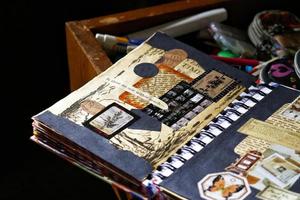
(127, 8, 227, 39)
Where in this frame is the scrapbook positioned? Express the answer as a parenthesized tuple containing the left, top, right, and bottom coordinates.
(31, 32, 299, 199)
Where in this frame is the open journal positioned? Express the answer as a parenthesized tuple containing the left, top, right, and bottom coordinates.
(31, 32, 299, 200)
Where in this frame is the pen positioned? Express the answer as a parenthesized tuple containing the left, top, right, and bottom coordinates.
(96, 33, 143, 53)
(250, 57, 279, 76)
(210, 55, 261, 66)
(127, 8, 228, 39)
(96, 33, 143, 46)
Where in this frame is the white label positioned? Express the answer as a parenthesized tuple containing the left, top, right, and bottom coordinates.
(106, 77, 168, 110)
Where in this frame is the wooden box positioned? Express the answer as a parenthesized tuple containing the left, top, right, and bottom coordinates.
(65, 0, 297, 91)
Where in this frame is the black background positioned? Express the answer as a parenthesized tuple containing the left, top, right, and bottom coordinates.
(2, 1, 169, 199)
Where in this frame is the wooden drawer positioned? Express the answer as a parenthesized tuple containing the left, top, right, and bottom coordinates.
(65, 0, 297, 91)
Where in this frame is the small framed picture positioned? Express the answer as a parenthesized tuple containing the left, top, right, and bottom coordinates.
(280, 96, 300, 122)
(258, 153, 300, 188)
(83, 103, 139, 139)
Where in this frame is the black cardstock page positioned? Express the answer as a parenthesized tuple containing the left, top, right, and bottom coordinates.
(160, 85, 300, 200)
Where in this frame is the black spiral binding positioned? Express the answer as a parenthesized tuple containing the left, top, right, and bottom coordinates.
(144, 82, 276, 186)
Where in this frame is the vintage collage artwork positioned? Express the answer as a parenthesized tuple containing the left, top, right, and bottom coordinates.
(197, 96, 300, 200)
(48, 42, 244, 168)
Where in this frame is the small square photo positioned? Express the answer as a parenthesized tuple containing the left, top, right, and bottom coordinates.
(83, 103, 139, 138)
(261, 153, 299, 185)
(192, 70, 236, 100)
(281, 96, 300, 122)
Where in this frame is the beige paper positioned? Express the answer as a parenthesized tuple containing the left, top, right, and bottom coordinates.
(234, 136, 270, 156)
(267, 104, 300, 135)
(238, 118, 300, 151)
(174, 58, 205, 79)
(256, 184, 300, 200)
